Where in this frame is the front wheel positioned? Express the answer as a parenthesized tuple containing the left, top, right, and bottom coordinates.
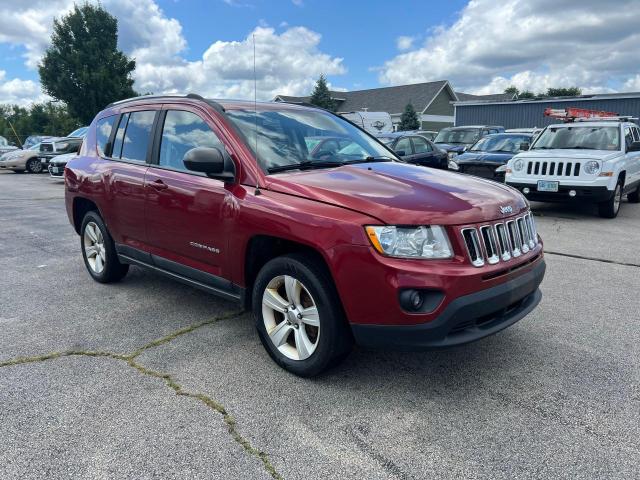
(253, 254, 353, 377)
(598, 181, 623, 218)
(80, 211, 129, 283)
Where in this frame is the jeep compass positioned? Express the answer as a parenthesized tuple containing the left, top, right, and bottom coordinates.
(64, 94, 545, 376)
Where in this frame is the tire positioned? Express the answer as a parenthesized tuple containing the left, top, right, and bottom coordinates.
(252, 253, 353, 377)
(80, 211, 129, 283)
(598, 181, 623, 218)
(26, 158, 43, 174)
(627, 183, 640, 204)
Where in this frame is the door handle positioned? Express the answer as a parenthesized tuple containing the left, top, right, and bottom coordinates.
(149, 179, 168, 190)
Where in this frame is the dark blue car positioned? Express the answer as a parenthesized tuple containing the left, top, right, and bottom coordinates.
(448, 133, 534, 182)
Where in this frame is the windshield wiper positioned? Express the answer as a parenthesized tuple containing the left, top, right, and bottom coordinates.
(267, 160, 342, 174)
(343, 156, 393, 165)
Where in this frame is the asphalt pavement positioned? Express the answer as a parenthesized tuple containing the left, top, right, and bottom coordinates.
(1, 171, 639, 479)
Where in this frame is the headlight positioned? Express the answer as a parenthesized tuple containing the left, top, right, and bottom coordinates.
(513, 159, 524, 171)
(584, 160, 600, 175)
(448, 160, 459, 171)
(447, 152, 457, 160)
(365, 225, 453, 259)
(495, 164, 508, 173)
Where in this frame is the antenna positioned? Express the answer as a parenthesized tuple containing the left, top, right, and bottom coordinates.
(252, 34, 261, 195)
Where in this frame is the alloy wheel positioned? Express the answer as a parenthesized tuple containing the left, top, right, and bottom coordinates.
(614, 184, 622, 214)
(262, 275, 320, 361)
(83, 221, 106, 274)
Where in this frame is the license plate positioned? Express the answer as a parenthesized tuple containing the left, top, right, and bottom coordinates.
(51, 167, 60, 174)
(537, 180, 558, 192)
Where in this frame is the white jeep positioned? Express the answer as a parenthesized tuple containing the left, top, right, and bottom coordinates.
(505, 120, 640, 218)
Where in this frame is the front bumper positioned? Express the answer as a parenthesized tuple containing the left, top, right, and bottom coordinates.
(351, 259, 545, 350)
(48, 163, 65, 177)
(507, 182, 612, 202)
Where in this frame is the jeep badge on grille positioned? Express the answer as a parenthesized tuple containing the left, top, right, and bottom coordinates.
(500, 205, 513, 215)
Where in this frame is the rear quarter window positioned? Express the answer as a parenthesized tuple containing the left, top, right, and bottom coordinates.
(96, 115, 118, 156)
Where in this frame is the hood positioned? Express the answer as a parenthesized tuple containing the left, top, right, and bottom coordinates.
(456, 151, 513, 165)
(516, 149, 622, 162)
(50, 153, 77, 165)
(265, 162, 527, 225)
(434, 143, 467, 153)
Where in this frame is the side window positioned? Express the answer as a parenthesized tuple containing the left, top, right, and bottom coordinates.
(159, 110, 223, 172)
(633, 127, 640, 142)
(111, 113, 130, 159)
(482, 130, 490, 136)
(412, 137, 432, 154)
(96, 115, 117, 156)
(395, 137, 412, 155)
(120, 111, 156, 163)
(624, 127, 634, 149)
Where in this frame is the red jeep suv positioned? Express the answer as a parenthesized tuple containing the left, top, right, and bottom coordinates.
(64, 94, 545, 376)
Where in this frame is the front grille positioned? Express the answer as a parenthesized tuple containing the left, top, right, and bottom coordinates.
(461, 213, 538, 268)
(460, 165, 497, 180)
(526, 160, 580, 176)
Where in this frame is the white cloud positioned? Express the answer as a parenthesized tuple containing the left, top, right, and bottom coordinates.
(0, 71, 46, 105)
(378, 0, 640, 94)
(0, 0, 345, 104)
(396, 36, 414, 51)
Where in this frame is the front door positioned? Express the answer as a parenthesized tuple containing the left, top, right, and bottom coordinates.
(144, 107, 232, 282)
(410, 136, 438, 167)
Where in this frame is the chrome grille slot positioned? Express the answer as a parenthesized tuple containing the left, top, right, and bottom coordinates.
(526, 213, 538, 245)
(506, 220, 522, 257)
(494, 223, 511, 261)
(462, 228, 485, 267)
(516, 218, 530, 253)
(480, 226, 500, 264)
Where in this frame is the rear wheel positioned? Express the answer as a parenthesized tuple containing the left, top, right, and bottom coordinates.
(598, 181, 623, 218)
(253, 253, 353, 377)
(80, 211, 129, 283)
(26, 158, 43, 173)
(627, 183, 640, 203)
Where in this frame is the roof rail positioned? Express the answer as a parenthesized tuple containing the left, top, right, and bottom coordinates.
(106, 92, 209, 108)
(574, 116, 638, 122)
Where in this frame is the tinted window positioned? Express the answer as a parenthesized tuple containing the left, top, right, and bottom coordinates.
(412, 136, 432, 153)
(96, 115, 117, 156)
(120, 111, 156, 163)
(395, 137, 412, 155)
(624, 127, 634, 148)
(111, 113, 130, 158)
(159, 110, 223, 171)
(633, 127, 640, 142)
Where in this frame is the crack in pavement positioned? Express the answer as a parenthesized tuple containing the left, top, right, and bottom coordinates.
(0, 310, 283, 480)
(544, 250, 640, 268)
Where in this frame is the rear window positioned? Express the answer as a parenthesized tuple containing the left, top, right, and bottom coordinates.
(96, 115, 117, 157)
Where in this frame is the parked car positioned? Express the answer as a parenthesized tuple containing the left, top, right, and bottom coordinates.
(67, 126, 89, 138)
(0, 143, 44, 173)
(410, 130, 437, 141)
(0, 135, 19, 156)
(449, 133, 535, 182)
(23, 135, 52, 149)
(506, 128, 543, 137)
(48, 152, 77, 178)
(38, 137, 83, 166)
(65, 95, 545, 376)
(377, 132, 448, 169)
(506, 119, 640, 218)
(434, 125, 505, 159)
(341, 111, 393, 135)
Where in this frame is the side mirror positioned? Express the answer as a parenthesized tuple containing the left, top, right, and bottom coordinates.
(520, 142, 530, 151)
(394, 150, 406, 157)
(628, 141, 640, 152)
(183, 147, 236, 182)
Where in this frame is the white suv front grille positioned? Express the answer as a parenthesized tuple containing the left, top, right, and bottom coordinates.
(526, 160, 581, 177)
(461, 213, 538, 268)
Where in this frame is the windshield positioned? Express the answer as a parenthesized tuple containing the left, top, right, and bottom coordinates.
(225, 108, 395, 173)
(434, 128, 480, 144)
(68, 127, 88, 138)
(470, 134, 531, 153)
(532, 126, 620, 151)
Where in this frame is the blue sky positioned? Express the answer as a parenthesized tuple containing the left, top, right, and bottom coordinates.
(1, 0, 640, 105)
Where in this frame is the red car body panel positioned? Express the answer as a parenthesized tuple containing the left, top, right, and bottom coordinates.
(65, 96, 544, 338)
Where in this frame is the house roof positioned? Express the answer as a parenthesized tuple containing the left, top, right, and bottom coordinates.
(274, 80, 454, 114)
(454, 92, 516, 102)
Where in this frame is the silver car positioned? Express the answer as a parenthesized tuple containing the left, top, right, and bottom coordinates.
(0, 144, 44, 173)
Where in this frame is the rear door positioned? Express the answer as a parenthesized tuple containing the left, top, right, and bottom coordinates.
(98, 108, 159, 250)
(143, 105, 232, 284)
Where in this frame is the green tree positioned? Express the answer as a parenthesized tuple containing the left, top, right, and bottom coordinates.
(518, 90, 536, 99)
(504, 85, 519, 98)
(0, 102, 80, 145)
(545, 87, 582, 97)
(309, 74, 336, 111)
(38, 3, 136, 124)
(398, 103, 419, 131)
